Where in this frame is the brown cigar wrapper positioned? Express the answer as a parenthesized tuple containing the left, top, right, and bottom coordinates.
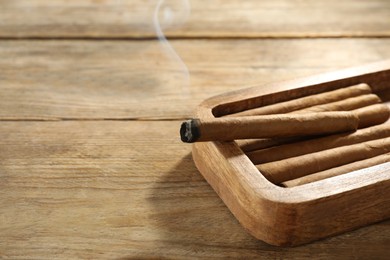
(180, 112, 359, 143)
(236, 89, 379, 152)
(235, 136, 307, 153)
(257, 137, 390, 184)
(248, 120, 390, 165)
(292, 93, 380, 113)
(282, 153, 390, 187)
(354, 103, 390, 128)
(247, 104, 390, 163)
(229, 83, 371, 117)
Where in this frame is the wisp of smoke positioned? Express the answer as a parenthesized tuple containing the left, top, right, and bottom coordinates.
(153, 0, 191, 96)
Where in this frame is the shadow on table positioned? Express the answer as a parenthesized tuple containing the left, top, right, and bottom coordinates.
(147, 153, 390, 258)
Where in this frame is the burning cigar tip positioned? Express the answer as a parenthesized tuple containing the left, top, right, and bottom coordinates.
(180, 119, 201, 143)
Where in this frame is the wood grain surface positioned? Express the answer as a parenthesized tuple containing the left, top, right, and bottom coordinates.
(0, 121, 389, 258)
(0, 0, 390, 38)
(1, 39, 390, 120)
(1, 0, 389, 258)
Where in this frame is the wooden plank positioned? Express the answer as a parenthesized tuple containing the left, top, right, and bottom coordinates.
(1, 0, 390, 38)
(0, 121, 388, 258)
(1, 38, 390, 120)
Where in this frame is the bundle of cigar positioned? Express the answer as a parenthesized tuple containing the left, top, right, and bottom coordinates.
(180, 83, 390, 187)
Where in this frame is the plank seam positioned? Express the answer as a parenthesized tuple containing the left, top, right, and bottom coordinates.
(0, 118, 188, 122)
(1, 35, 390, 41)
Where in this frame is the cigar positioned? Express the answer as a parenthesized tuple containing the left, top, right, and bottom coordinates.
(247, 121, 390, 165)
(257, 137, 390, 184)
(235, 136, 307, 152)
(180, 112, 359, 143)
(354, 103, 390, 128)
(235, 88, 378, 151)
(292, 94, 380, 113)
(281, 153, 390, 187)
(228, 83, 371, 117)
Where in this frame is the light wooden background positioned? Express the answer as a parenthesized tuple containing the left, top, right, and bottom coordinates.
(1, 0, 389, 258)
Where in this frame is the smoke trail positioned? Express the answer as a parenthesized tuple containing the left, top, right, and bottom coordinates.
(153, 0, 191, 96)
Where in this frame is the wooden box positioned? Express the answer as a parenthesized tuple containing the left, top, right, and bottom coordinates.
(192, 60, 390, 246)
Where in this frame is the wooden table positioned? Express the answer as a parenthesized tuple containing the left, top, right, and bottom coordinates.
(1, 1, 389, 258)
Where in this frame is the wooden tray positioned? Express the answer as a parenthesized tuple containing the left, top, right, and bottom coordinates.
(192, 60, 390, 246)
